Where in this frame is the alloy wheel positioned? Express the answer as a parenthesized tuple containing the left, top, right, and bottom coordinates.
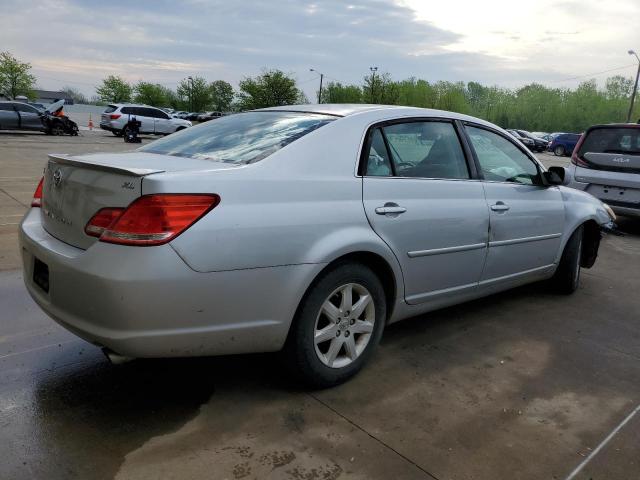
(314, 283, 375, 369)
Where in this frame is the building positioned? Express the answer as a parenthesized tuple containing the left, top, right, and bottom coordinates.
(32, 90, 75, 105)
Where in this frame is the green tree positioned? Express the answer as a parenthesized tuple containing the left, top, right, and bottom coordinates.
(363, 71, 399, 104)
(96, 75, 132, 103)
(133, 82, 171, 106)
(209, 80, 234, 112)
(177, 76, 211, 112)
(237, 69, 300, 110)
(320, 82, 362, 103)
(0, 51, 36, 99)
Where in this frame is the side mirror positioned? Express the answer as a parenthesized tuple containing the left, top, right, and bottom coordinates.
(543, 166, 566, 185)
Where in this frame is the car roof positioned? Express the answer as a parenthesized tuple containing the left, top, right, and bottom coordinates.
(257, 104, 497, 127)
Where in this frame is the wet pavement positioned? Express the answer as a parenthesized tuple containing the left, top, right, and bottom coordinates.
(1, 132, 639, 479)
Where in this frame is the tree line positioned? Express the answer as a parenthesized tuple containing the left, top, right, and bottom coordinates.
(1, 50, 638, 132)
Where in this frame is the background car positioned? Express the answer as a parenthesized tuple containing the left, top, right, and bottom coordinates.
(0, 101, 46, 132)
(549, 133, 581, 156)
(515, 129, 548, 152)
(506, 129, 535, 150)
(566, 123, 640, 217)
(21, 105, 612, 387)
(100, 104, 192, 136)
(198, 111, 223, 122)
(186, 112, 203, 121)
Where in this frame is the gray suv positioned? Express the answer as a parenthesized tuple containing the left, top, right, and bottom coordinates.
(100, 104, 191, 136)
(0, 101, 46, 132)
(566, 123, 640, 217)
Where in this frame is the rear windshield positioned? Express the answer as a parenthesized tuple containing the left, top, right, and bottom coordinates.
(104, 105, 117, 113)
(139, 111, 336, 164)
(579, 127, 640, 156)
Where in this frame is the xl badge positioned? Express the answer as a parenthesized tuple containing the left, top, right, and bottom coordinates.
(52, 169, 63, 187)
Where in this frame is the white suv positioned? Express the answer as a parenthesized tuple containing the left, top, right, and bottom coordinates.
(100, 104, 192, 136)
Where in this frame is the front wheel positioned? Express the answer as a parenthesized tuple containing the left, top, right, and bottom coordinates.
(284, 263, 386, 388)
(551, 226, 583, 294)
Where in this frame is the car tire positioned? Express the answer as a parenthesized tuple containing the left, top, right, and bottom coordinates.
(554, 145, 566, 156)
(551, 225, 583, 294)
(48, 122, 64, 136)
(284, 262, 386, 388)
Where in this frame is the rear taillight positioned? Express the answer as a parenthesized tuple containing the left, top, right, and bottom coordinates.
(86, 194, 219, 246)
(85, 207, 125, 237)
(109, 114, 121, 120)
(31, 177, 44, 207)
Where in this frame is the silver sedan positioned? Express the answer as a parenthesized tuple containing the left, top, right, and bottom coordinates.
(20, 105, 614, 387)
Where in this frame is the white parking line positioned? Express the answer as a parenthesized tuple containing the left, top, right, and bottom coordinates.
(564, 403, 640, 480)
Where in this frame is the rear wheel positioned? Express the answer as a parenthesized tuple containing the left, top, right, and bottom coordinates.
(284, 263, 386, 388)
(554, 145, 566, 156)
(551, 225, 583, 294)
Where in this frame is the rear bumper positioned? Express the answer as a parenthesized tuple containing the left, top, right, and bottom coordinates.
(19, 208, 322, 358)
(566, 165, 640, 216)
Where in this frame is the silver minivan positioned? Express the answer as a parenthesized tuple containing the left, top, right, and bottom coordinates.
(566, 123, 640, 217)
(100, 104, 192, 136)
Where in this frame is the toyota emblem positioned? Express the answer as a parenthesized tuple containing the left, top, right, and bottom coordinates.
(53, 169, 63, 187)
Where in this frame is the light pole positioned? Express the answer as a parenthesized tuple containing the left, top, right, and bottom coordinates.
(369, 66, 378, 103)
(627, 50, 640, 123)
(188, 76, 194, 112)
(309, 69, 324, 104)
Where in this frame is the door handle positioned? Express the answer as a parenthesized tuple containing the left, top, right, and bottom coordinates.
(490, 202, 510, 212)
(375, 205, 407, 215)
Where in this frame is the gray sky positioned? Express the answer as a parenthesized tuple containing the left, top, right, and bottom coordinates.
(2, 0, 639, 100)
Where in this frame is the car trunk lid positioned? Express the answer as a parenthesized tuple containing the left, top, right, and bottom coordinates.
(41, 152, 238, 249)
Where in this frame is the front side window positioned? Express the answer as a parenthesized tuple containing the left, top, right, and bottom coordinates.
(365, 121, 469, 179)
(14, 103, 37, 113)
(466, 126, 542, 185)
(140, 111, 335, 164)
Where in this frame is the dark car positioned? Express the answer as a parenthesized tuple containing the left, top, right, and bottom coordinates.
(506, 129, 535, 150)
(198, 111, 223, 122)
(516, 130, 548, 152)
(186, 112, 203, 121)
(549, 133, 582, 156)
(0, 101, 46, 132)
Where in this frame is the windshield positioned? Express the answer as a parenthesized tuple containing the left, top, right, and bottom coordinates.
(139, 111, 336, 164)
(579, 127, 640, 156)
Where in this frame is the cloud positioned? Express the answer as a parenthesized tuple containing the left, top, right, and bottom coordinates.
(1, 0, 638, 99)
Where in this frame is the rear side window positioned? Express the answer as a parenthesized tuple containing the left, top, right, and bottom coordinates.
(579, 128, 640, 156)
(0, 103, 15, 111)
(104, 105, 117, 114)
(140, 111, 335, 164)
(364, 121, 469, 180)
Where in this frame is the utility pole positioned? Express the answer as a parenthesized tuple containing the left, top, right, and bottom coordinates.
(188, 76, 194, 112)
(369, 66, 378, 103)
(310, 69, 324, 103)
(627, 50, 640, 123)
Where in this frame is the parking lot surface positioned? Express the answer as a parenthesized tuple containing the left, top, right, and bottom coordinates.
(1, 132, 639, 479)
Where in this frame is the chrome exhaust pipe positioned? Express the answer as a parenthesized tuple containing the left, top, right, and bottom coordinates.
(102, 348, 134, 365)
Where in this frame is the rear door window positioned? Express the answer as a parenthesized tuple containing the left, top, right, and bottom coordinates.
(380, 121, 470, 179)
